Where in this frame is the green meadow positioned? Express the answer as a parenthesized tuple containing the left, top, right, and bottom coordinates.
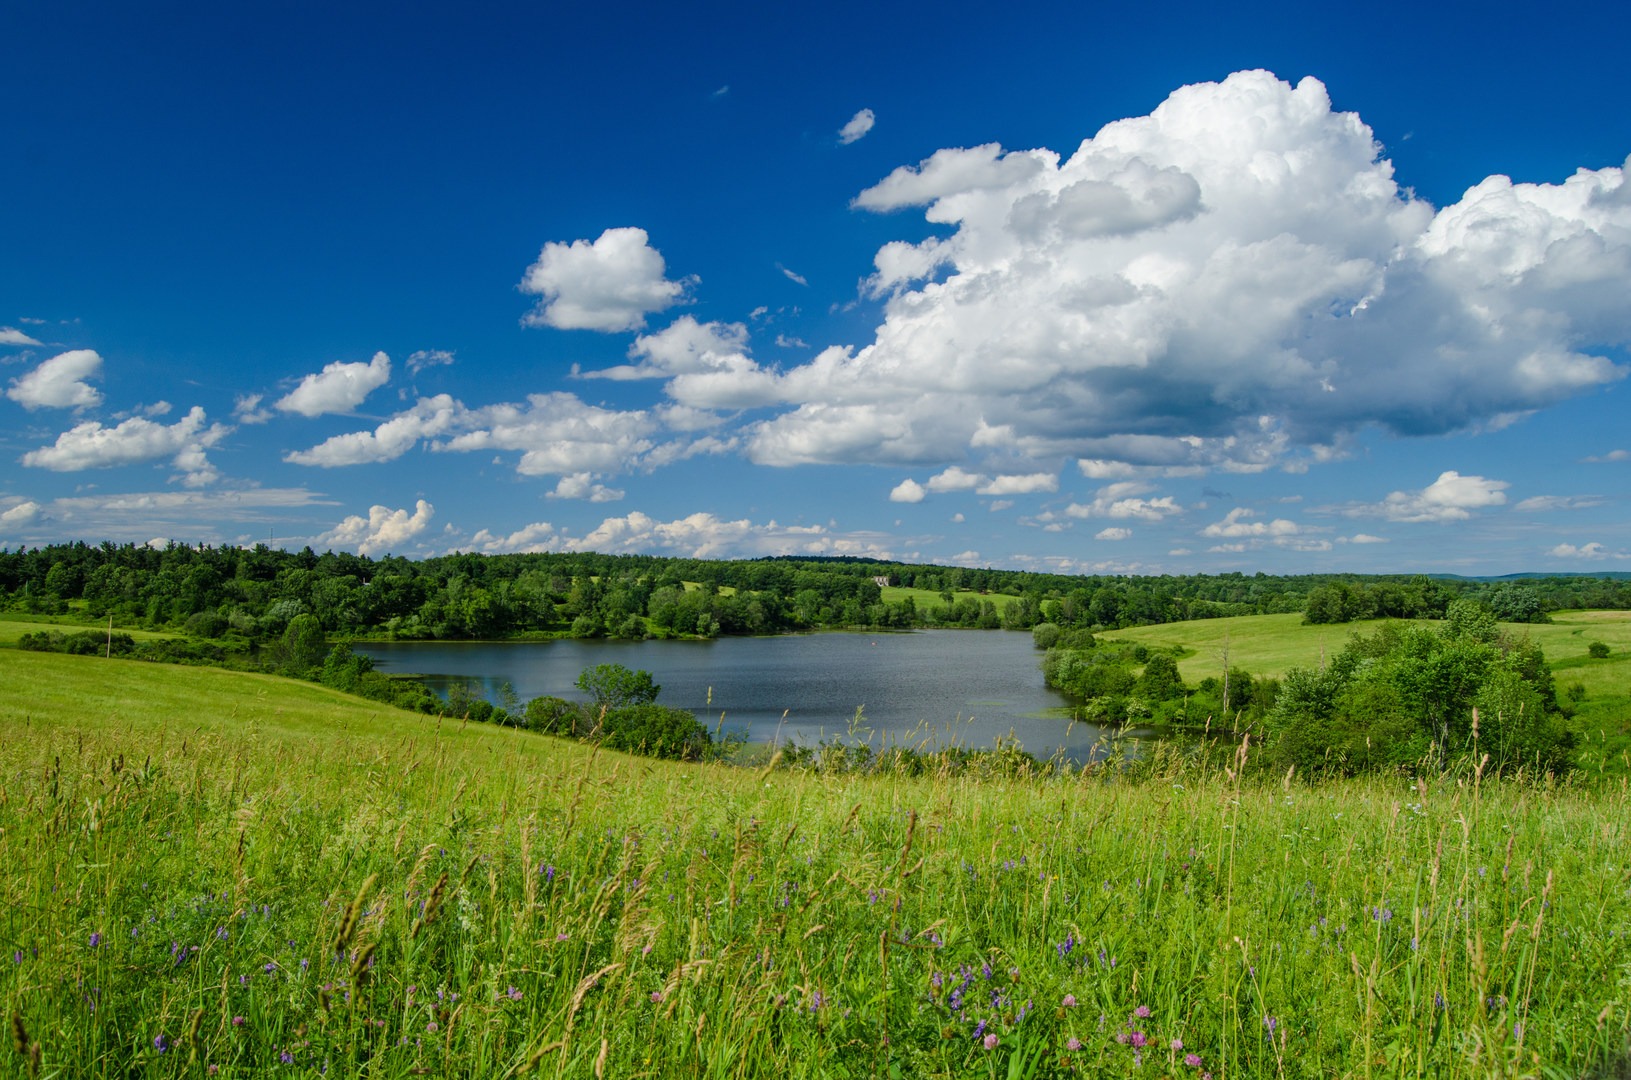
(1103, 611, 1631, 775)
(879, 586, 1022, 612)
(3, 648, 1630, 1078)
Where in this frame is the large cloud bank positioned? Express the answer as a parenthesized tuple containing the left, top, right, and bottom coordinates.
(613, 71, 1627, 476)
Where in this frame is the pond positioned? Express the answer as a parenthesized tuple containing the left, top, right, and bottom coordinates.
(359, 630, 1133, 762)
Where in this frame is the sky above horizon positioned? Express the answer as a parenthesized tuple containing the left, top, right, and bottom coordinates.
(3, 1, 1629, 576)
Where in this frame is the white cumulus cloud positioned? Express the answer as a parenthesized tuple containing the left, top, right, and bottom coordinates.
(441, 393, 659, 477)
(276, 351, 392, 417)
(976, 472, 1058, 496)
(1095, 527, 1132, 540)
(21, 406, 229, 484)
(1342, 470, 1510, 523)
(1548, 541, 1629, 560)
(519, 227, 694, 332)
(1, 327, 43, 347)
(317, 500, 434, 556)
(1201, 508, 1302, 538)
(285, 394, 462, 466)
(6, 349, 103, 410)
(730, 71, 1629, 475)
(547, 473, 625, 502)
(1065, 482, 1184, 521)
(839, 108, 876, 145)
(0, 500, 42, 530)
(889, 478, 927, 503)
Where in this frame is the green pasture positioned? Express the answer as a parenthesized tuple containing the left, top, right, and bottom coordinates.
(0, 613, 178, 647)
(1107, 609, 1631, 689)
(3, 649, 1631, 1077)
(881, 585, 1020, 611)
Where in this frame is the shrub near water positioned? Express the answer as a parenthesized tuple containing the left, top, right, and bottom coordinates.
(2, 652, 1631, 1077)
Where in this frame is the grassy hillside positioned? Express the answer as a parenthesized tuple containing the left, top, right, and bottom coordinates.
(1105, 610, 1631, 775)
(3, 650, 1630, 1077)
(1104, 610, 1631, 685)
(0, 613, 179, 647)
(881, 585, 1021, 611)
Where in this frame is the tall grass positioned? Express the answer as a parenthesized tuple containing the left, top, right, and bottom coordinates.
(2, 650, 1629, 1077)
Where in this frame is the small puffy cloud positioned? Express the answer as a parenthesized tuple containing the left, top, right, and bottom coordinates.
(440, 393, 659, 477)
(519, 227, 694, 332)
(233, 393, 273, 424)
(611, 317, 752, 379)
(466, 514, 897, 560)
(490, 511, 897, 561)
(0, 500, 42, 529)
(1077, 459, 1143, 480)
(290, 392, 661, 479)
(1514, 494, 1604, 512)
(6, 349, 103, 410)
(1, 327, 43, 347)
(469, 522, 560, 554)
(927, 466, 986, 492)
(407, 349, 455, 375)
(838, 108, 876, 145)
(779, 264, 809, 286)
(853, 142, 1052, 213)
(1342, 533, 1389, 544)
(546, 473, 624, 502)
(276, 351, 391, 417)
(599, 317, 786, 410)
(285, 394, 461, 466)
(1343, 470, 1510, 522)
(889, 478, 927, 503)
(1201, 507, 1302, 538)
(1585, 449, 1629, 463)
(1095, 526, 1132, 540)
(21, 406, 228, 484)
(976, 472, 1057, 496)
(317, 500, 434, 556)
(1065, 482, 1183, 521)
(1549, 541, 1628, 560)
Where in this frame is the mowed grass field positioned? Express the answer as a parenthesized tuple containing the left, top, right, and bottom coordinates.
(1105, 610, 1631, 689)
(3, 647, 1631, 1077)
(0, 613, 180, 647)
(880, 586, 1021, 611)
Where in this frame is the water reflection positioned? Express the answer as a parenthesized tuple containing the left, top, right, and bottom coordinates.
(360, 630, 1137, 763)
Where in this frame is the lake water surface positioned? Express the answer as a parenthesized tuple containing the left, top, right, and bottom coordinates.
(360, 631, 1121, 761)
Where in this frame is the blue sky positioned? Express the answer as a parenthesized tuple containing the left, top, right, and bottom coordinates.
(3, 1, 1628, 575)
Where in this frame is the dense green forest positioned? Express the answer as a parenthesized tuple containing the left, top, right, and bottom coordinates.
(5, 541, 1625, 778)
(4, 541, 1629, 643)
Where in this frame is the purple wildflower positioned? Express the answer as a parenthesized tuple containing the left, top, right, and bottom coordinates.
(1062, 994, 1077, 1008)
(1185, 1053, 1203, 1067)
(1066, 1036, 1082, 1051)
(1133, 1005, 1150, 1018)
(982, 1033, 999, 1050)
(154, 1034, 169, 1054)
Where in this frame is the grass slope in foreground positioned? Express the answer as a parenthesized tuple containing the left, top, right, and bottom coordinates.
(2, 650, 1630, 1078)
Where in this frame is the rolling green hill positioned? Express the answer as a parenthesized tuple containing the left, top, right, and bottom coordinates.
(2, 648, 1630, 1076)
